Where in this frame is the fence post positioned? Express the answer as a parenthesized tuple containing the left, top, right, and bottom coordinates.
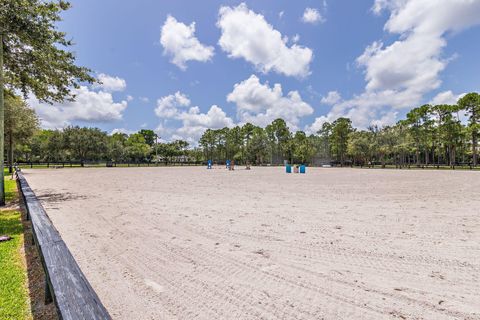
(45, 276, 53, 304)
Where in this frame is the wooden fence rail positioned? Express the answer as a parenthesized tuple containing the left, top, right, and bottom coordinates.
(14, 161, 204, 168)
(12, 161, 479, 170)
(16, 169, 111, 320)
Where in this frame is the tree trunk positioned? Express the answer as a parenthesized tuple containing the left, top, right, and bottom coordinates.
(472, 131, 478, 167)
(8, 131, 12, 174)
(451, 145, 456, 167)
(0, 32, 5, 205)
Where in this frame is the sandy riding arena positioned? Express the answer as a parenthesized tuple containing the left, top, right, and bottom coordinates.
(23, 167, 479, 319)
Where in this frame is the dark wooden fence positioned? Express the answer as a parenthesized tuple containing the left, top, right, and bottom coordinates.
(15, 161, 204, 168)
(13, 160, 479, 170)
(16, 170, 111, 320)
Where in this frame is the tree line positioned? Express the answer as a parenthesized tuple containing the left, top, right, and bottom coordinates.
(18, 127, 198, 165)
(5, 91, 480, 168)
(198, 92, 480, 167)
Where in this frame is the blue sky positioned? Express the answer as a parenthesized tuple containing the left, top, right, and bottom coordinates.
(30, 0, 480, 143)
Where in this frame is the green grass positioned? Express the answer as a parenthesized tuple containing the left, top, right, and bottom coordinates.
(0, 172, 31, 320)
(4, 178, 18, 203)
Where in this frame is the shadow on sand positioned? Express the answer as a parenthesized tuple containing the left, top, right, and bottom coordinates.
(36, 192, 87, 204)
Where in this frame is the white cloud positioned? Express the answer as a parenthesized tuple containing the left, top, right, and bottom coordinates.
(370, 111, 398, 128)
(154, 92, 234, 143)
(363, 0, 480, 97)
(126, 95, 134, 101)
(154, 123, 173, 141)
(227, 74, 313, 129)
(155, 91, 191, 118)
(429, 90, 465, 105)
(160, 15, 214, 70)
(373, 0, 480, 33)
(321, 91, 342, 105)
(217, 3, 313, 78)
(292, 34, 300, 44)
(279, 11, 284, 19)
(312, 90, 420, 128)
(111, 128, 135, 135)
(302, 8, 324, 24)
(356, 36, 446, 97)
(29, 86, 128, 129)
(140, 97, 150, 103)
(175, 105, 234, 143)
(304, 116, 329, 135)
(306, 107, 398, 136)
(317, 0, 480, 128)
(428, 91, 469, 124)
(95, 73, 127, 92)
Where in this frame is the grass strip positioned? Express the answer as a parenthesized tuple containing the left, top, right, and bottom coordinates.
(0, 172, 32, 320)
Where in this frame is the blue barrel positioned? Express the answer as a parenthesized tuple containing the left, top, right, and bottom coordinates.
(286, 165, 292, 173)
(300, 165, 306, 174)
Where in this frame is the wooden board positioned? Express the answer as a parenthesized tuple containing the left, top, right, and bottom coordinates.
(17, 171, 111, 320)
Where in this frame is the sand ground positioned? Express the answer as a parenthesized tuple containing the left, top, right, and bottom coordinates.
(23, 167, 480, 320)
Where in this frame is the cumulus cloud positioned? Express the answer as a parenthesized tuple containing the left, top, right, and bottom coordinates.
(95, 73, 127, 92)
(217, 3, 313, 78)
(313, 0, 480, 128)
(227, 74, 313, 129)
(174, 105, 234, 143)
(160, 15, 214, 70)
(29, 86, 128, 129)
(304, 116, 329, 135)
(360, 0, 480, 104)
(428, 90, 469, 124)
(155, 91, 191, 118)
(429, 90, 466, 105)
(111, 128, 136, 135)
(321, 91, 342, 105)
(309, 89, 419, 129)
(154, 92, 234, 143)
(302, 8, 324, 24)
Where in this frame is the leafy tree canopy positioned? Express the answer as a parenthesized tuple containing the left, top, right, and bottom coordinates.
(1, 0, 95, 102)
